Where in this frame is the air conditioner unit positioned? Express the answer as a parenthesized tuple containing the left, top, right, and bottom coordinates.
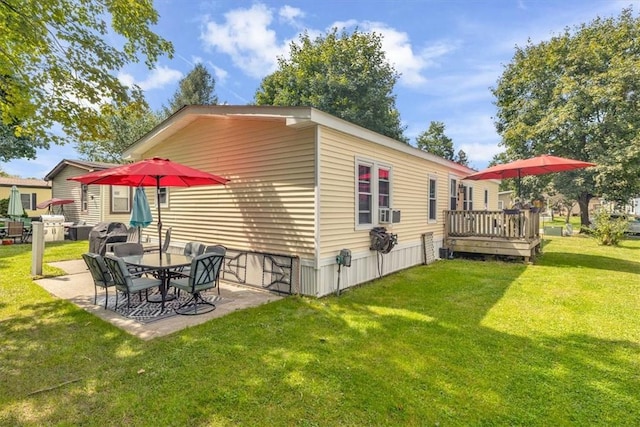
(379, 208, 391, 223)
(392, 210, 401, 223)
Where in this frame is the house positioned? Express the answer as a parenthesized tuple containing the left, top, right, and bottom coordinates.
(44, 159, 124, 224)
(0, 177, 51, 218)
(114, 105, 499, 297)
(498, 190, 514, 210)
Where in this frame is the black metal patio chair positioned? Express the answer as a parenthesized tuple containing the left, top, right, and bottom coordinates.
(169, 252, 224, 315)
(82, 253, 115, 308)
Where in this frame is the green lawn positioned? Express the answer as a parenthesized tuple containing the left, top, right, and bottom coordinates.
(1, 236, 639, 426)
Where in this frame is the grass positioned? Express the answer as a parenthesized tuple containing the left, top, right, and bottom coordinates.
(1, 236, 640, 425)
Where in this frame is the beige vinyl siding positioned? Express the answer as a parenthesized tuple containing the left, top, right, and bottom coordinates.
(136, 117, 317, 257)
(51, 165, 103, 224)
(318, 127, 465, 259)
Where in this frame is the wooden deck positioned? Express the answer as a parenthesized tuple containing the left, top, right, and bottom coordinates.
(444, 210, 542, 263)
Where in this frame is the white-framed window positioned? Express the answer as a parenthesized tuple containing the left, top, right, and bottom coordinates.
(484, 189, 489, 210)
(156, 187, 169, 208)
(356, 158, 393, 228)
(449, 178, 458, 210)
(357, 163, 372, 225)
(378, 167, 390, 211)
(463, 185, 473, 211)
(81, 184, 88, 212)
(111, 185, 131, 213)
(428, 176, 437, 222)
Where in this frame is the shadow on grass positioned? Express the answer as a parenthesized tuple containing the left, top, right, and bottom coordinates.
(2, 251, 639, 425)
(539, 252, 640, 275)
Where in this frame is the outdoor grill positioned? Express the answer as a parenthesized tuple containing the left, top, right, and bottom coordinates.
(88, 222, 128, 255)
(40, 215, 66, 242)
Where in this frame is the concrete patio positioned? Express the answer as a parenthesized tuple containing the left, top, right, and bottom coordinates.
(35, 259, 282, 340)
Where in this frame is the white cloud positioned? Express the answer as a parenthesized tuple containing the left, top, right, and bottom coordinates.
(119, 66, 183, 91)
(331, 20, 458, 88)
(279, 5, 304, 27)
(210, 64, 229, 83)
(200, 3, 288, 79)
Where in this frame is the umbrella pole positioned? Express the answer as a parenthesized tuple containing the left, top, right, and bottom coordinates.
(156, 179, 163, 253)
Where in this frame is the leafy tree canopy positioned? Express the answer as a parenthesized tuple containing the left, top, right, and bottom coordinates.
(255, 28, 407, 143)
(456, 149, 469, 167)
(492, 7, 640, 225)
(416, 121, 454, 159)
(75, 87, 160, 163)
(416, 120, 469, 165)
(163, 63, 218, 117)
(0, 0, 173, 161)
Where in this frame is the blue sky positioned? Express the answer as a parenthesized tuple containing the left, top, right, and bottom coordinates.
(6, 0, 635, 178)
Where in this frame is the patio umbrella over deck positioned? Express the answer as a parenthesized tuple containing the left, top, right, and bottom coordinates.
(8, 185, 24, 219)
(68, 157, 229, 252)
(463, 154, 596, 198)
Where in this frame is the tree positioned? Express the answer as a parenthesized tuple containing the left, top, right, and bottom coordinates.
(0, 0, 173, 161)
(0, 122, 36, 162)
(415, 120, 469, 165)
(163, 63, 218, 117)
(75, 87, 160, 164)
(416, 121, 454, 159)
(255, 28, 407, 143)
(492, 8, 640, 226)
(456, 149, 469, 167)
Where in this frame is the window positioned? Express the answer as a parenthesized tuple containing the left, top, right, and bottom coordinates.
(378, 168, 390, 210)
(428, 177, 437, 221)
(156, 187, 169, 208)
(358, 163, 372, 225)
(356, 159, 393, 227)
(450, 179, 458, 210)
(81, 185, 88, 212)
(484, 189, 489, 210)
(462, 185, 473, 211)
(20, 193, 36, 211)
(111, 185, 131, 213)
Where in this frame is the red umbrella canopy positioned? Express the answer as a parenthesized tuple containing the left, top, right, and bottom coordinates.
(68, 158, 229, 253)
(67, 157, 229, 187)
(36, 198, 75, 209)
(464, 154, 596, 181)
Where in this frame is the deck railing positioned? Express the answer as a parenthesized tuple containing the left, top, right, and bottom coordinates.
(444, 209, 540, 240)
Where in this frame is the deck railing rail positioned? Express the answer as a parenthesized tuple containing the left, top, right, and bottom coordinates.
(444, 209, 540, 240)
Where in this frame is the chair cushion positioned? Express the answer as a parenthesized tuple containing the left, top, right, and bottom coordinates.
(129, 277, 162, 293)
(170, 277, 214, 293)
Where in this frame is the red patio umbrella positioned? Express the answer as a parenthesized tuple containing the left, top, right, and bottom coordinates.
(463, 154, 596, 198)
(68, 157, 229, 251)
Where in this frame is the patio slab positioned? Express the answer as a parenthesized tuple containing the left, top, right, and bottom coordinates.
(35, 259, 282, 340)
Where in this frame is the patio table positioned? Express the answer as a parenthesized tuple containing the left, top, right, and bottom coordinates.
(122, 253, 193, 310)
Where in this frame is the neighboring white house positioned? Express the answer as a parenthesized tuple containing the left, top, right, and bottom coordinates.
(113, 105, 500, 297)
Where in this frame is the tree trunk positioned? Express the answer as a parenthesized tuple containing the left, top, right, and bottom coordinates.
(577, 192, 592, 228)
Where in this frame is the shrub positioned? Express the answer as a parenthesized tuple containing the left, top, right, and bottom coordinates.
(590, 210, 628, 246)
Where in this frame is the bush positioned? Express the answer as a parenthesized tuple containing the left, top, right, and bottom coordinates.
(590, 210, 628, 246)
